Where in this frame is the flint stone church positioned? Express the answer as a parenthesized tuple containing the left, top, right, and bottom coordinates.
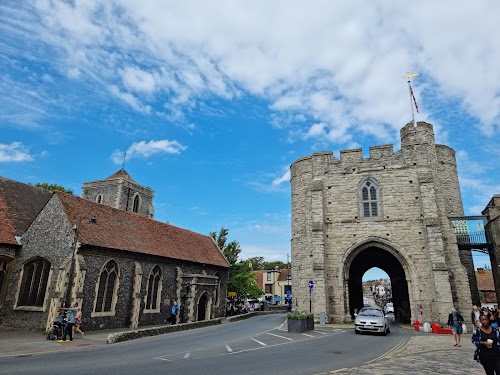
(291, 121, 479, 325)
(0, 170, 229, 331)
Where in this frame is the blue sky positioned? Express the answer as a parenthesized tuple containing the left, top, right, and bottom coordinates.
(1, 1, 499, 280)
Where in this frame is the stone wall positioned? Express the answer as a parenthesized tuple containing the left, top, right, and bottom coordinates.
(82, 179, 154, 219)
(290, 121, 473, 324)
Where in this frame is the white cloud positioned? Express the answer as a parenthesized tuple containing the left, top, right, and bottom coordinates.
(272, 170, 290, 187)
(3, 1, 500, 142)
(108, 85, 152, 114)
(121, 67, 156, 94)
(111, 139, 187, 164)
(0, 142, 34, 162)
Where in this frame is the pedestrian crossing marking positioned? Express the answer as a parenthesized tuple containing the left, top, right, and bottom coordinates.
(184, 352, 191, 359)
(225, 344, 233, 353)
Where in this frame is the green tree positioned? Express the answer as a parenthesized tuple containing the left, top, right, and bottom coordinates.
(210, 228, 240, 266)
(263, 260, 288, 270)
(210, 228, 263, 298)
(229, 262, 263, 299)
(247, 256, 265, 270)
(34, 182, 73, 194)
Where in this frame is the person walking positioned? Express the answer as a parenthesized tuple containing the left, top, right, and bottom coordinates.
(472, 313, 500, 374)
(58, 303, 79, 343)
(473, 305, 482, 331)
(168, 299, 180, 325)
(447, 308, 464, 346)
(73, 304, 84, 337)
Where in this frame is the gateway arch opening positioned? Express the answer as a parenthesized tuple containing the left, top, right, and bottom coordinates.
(348, 246, 411, 323)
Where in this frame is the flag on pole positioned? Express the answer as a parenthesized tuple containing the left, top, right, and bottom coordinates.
(409, 82, 419, 113)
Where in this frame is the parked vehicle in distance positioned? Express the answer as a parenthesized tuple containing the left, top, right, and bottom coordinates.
(384, 302, 394, 314)
(354, 307, 390, 335)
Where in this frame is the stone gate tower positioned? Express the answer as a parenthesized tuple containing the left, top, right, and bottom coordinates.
(290, 121, 473, 324)
(82, 169, 154, 219)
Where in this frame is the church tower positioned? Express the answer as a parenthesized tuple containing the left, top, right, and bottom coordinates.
(81, 169, 154, 219)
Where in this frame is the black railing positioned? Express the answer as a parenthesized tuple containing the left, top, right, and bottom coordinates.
(449, 216, 493, 254)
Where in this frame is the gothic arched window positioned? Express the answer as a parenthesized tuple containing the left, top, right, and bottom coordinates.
(94, 260, 119, 313)
(145, 266, 162, 311)
(360, 179, 380, 218)
(96, 194, 103, 204)
(132, 194, 140, 213)
(17, 258, 51, 307)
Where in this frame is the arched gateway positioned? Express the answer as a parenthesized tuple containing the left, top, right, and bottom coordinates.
(290, 122, 473, 325)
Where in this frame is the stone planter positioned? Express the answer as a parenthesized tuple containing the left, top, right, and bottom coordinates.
(287, 316, 314, 333)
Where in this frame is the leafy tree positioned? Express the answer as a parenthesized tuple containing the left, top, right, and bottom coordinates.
(263, 260, 288, 270)
(211, 228, 263, 298)
(247, 256, 265, 270)
(210, 228, 240, 266)
(229, 262, 263, 299)
(34, 182, 73, 194)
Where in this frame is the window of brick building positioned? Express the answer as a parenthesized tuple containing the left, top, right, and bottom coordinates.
(133, 194, 140, 213)
(145, 266, 162, 311)
(360, 179, 380, 218)
(17, 258, 50, 307)
(94, 260, 119, 314)
(0, 257, 13, 307)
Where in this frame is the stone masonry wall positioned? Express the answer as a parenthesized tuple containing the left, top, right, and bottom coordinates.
(1, 195, 74, 329)
(290, 121, 472, 324)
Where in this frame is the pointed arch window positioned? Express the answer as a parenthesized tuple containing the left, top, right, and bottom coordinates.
(94, 260, 119, 313)
(17, 258, 51, 307)
(132, 195, 140, 213)
(360, 180, 380, 218)
(145, 266, 162, 311)
(96, 194, 103, 204)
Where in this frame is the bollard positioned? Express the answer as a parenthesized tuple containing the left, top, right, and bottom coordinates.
(320, 312, 326, 326)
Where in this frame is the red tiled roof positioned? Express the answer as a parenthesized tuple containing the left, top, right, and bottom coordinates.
(0, 177, 52, 245)
(253, 270, 264, 289)
(476, 269, 495, 292)
(105, 169, 136, 183)
(56, 192, 229, 268)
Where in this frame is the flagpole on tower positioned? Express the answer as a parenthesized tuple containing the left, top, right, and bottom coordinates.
(404, 72, 419, 127)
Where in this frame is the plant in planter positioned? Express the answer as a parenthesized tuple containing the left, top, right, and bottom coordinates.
(287, 312, 315, 333)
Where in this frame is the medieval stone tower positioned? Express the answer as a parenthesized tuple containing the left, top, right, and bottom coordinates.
(82, 169, 155, 219)
(290, 121, 473, 324)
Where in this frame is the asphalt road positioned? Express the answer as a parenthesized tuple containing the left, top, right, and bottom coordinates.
(0, 314, 413, 375)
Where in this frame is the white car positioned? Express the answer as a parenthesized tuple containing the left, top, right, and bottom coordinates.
(354, 307, 390, 335)
(384, 303, 394, 314)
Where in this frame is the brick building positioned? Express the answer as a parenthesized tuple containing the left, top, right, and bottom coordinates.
(0, 171, 229, 331)
(290, 121, 474, 325)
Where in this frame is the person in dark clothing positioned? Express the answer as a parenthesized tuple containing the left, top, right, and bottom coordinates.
(58, 303, 79, 343)
(447, 308, 464, 347)
(168, 299, 179, 325)
(472, 314, 500, 374)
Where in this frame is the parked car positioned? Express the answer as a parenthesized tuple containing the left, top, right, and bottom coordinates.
(384, 302, 394, 314)
(354, 307, 390, 335)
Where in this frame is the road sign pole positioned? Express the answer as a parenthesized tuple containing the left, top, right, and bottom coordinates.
(309, 289, 312, 313)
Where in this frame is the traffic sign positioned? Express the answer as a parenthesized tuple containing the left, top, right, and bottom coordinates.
(308, 280, 314, 290)
(286, 290, 291, 298)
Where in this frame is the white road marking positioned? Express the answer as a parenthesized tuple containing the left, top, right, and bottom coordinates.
(301, 333, 315, 337)
(251, 338, 267, 346)
(154, 357, 172, 361)
(266, 332, 294, 341)
(225, 344, 233, 353)
(184, 352, 191, 359)
(313, 330, 328, 334)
